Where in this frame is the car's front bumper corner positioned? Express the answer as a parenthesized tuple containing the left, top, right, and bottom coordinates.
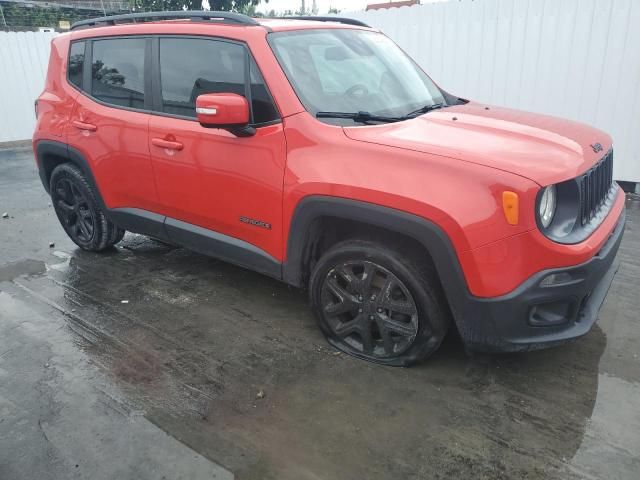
(456, 207, 626, 353)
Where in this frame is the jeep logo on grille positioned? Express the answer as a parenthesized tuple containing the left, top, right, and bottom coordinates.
(591, 142, 603, 153)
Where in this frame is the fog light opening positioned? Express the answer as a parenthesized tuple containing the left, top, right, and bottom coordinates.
(540, 272, 573, 287)
(528, 300, 575, 326)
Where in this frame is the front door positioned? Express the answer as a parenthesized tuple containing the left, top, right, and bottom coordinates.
(148, 37, 286, 265)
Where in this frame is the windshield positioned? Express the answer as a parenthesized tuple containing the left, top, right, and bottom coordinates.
(268, 28, 446, 125)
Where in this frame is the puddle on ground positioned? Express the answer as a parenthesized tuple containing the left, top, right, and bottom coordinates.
(0, 259, 46, 282)
(3, 198, 640, 480)
(2, 237, 613, 480)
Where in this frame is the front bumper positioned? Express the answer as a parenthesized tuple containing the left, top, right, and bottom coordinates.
(458, 207, 626, 352)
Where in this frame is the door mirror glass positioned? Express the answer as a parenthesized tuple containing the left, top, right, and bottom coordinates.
(196, 93, 249, 128)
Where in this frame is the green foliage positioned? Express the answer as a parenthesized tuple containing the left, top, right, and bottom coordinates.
(129, 0, 265, 12)
(0, 0, 268, 28)
(1, 2, 101, 28)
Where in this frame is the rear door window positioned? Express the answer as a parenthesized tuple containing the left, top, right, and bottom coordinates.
(91, 38, 146, 109)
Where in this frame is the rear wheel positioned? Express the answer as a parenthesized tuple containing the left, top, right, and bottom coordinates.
(310, 240, 450, 366)
(50, 163, 125, 251)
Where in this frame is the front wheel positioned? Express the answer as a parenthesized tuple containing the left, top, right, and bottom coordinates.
(309, 240, 450, 366)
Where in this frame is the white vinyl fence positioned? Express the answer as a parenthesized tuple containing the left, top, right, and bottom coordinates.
(346, 0, 640, 182)
(0, 31, 57, 144)
(1, 0, 639, 181)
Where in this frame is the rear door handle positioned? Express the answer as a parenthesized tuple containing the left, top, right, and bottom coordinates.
(151, 138, 184, 151)
(72, 120, 97, 132)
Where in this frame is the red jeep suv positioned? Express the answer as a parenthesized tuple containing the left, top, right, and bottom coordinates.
(33, 11, 626, 366)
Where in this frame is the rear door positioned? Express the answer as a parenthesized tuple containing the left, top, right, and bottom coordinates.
(67, 36, 160, 215)
(148, 36, 286, 265)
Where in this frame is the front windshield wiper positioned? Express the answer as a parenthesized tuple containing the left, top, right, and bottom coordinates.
(316, 104, 447, 124)
(403, 103, 446, 118)
(316, 111, 404, 124)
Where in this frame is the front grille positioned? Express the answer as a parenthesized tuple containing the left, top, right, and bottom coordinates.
(579, 150, 613, 225)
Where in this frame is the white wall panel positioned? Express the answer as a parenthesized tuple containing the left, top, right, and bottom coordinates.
(1, 2, 639, 181)
(346, 0, 640, 181)
(0, 31, 57, 144)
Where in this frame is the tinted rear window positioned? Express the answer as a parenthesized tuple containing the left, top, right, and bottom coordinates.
(68, 41, 84, 89)
(91, 38, 145, 109)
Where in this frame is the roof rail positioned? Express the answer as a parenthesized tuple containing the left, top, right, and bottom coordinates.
(70, 10, 259, 31)
(282, 16, 371, 28)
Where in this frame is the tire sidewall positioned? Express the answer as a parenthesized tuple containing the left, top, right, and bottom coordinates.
(310, 241, 448, 366)
(50, 164, 108, 251)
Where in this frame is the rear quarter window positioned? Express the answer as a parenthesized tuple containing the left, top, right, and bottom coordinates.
(68, 41, 84, 89)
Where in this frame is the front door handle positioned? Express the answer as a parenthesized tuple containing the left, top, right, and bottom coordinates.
(72, 120, 97, 131)
(151, 138, 184, 151)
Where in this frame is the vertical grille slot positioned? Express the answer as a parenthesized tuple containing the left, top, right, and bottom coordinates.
(579, 150, 613, 226)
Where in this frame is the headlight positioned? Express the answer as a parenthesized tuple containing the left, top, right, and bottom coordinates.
(538, 185, 557, 228)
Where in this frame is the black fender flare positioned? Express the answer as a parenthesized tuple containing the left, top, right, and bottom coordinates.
(35, 139, 168, 240)
(36, 139, 104, 204)
(282, 195, 472, 322)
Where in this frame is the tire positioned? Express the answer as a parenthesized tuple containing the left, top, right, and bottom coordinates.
(309, 240, 450, 366)
(50, 163, 125, 251)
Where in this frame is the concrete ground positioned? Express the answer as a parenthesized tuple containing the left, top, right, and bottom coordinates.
(1, 144, 639, 480)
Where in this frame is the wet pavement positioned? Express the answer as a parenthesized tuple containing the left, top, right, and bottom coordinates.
(1, 144, 639, 480)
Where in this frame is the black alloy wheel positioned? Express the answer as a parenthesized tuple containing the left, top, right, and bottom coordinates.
(321, 261, 419, 358)
(49, 163, 125, 251)
(310, 240, 450, 366)
(53, 177, 96, 243)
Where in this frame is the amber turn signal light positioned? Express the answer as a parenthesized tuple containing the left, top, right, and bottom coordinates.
(502, 191, 519, 225)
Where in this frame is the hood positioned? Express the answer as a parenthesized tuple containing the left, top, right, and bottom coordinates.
(342, 102, 611, 186)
